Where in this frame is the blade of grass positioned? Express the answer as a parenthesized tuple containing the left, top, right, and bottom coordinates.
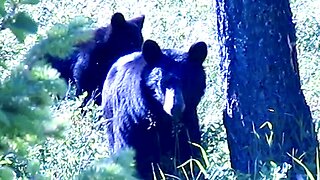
(190, 142, 209, 167)
(287, 153, 315, 180)
(157, 163, 166, 180)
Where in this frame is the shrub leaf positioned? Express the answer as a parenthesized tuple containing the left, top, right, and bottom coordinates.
(11, 12, 38, 34)
(8, 27, 26, 42)
(0, 7, 6, 17)
(20, 0, 40, 5)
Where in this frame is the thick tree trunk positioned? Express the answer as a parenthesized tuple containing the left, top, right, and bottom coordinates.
(216, 0, 318, 177)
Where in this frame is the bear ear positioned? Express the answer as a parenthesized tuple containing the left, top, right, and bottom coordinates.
(128, 15, 145, 30)
(142, 40, 163, 65)
(111, 12, 126, 28)
(188, 42, 208, 64)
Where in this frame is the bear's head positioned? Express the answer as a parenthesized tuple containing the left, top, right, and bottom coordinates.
(73, 12, 145, 105)
(141, 40, 186, 119)
(102, 39, 207, 125)
(94, 12, 145, 60)
(161, 42, 207, 116)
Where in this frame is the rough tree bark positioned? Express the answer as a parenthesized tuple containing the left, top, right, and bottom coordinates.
(215, 0, 318, 177)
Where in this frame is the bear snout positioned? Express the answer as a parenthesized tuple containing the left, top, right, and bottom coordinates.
(163, 88, 185, 118)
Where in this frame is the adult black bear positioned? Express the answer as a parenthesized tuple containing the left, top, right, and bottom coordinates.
(47, 13, 145, 105)
(101, 39, 207, 179)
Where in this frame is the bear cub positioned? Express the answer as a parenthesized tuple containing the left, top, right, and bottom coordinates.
(47, 12, 145, 105)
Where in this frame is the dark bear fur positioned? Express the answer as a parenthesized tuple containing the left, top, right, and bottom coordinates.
(101, 39, 207, 179)
(47, 13, 145, 105)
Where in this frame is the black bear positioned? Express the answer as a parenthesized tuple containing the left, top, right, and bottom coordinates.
(101, 39, 207, 179)
(47, 12, 145, 105)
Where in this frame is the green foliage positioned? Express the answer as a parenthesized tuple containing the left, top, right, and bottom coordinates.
(40, 16, 93, 59)
(0, 12, 100, 180)
(8, 12, 38, 42)
(0, 2, 87, 180)
(0, 65, 66, 139)
(0, 166, 16, 179)
(0, 152, 51, 179)
(0, 0, 7, 17)
(0, 0, 39, 42)
(26, 16, 93, 62)
(20, 0, 40, 5)
(29, 98, 110, 179)
(0, 60, 67, 178)
(77, 148, 138, 180)
(11, 12, 38, 33)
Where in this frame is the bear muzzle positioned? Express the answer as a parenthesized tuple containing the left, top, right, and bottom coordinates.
(163, 88, 185, 119)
